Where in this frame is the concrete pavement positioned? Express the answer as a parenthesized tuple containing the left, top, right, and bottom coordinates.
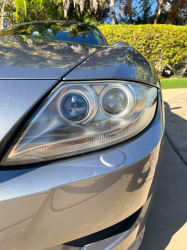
(139, 89, 187, 250)
(163, 89, 187, 164)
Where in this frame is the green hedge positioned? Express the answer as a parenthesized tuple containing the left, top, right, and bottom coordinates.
(98, 24, 187, 77)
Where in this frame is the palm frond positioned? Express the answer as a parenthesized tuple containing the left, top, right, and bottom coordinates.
(14, 0, 27, 21)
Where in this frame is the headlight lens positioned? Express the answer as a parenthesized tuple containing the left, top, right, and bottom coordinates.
(100, 85, 134, 116)
(61, 93, 89, 122)
(2, 81, 157, 165)
(59, 85, 97, 124)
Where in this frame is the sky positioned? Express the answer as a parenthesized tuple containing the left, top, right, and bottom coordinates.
(105, 0, 158, 24)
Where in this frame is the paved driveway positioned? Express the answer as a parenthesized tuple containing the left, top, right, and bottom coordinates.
(139, 89, 187, 250)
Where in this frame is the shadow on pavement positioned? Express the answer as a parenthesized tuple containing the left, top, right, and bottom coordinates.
(164, 100, 187, 165)
(139, 101, 187, 250)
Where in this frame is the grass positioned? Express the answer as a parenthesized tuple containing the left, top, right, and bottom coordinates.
(160, 78, 187, 89)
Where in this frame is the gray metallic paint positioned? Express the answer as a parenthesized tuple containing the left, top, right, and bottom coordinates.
(0, 80, 57, 142)
(0, 93, 164, 250)
(113, 41, 130, 47)
(47, 158, 162, 250)
(0, 27, 164, 250)
(64, 47, 159, 86)
(47, 218, 145, 250)
(0, 155, 159, 250)
(0, 35, 100, 79)
(0, 35, 159, 88)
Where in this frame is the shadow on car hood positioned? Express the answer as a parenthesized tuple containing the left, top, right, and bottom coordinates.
(0, 35, 99, 79)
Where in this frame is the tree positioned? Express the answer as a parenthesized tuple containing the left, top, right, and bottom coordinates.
(154, 0, 164, 24)
(118, 0, 140, 24)
(165, 0, 187, 24)
(153, 0, 187, 25)
(11, 0, 110, 25)
(12, 0, 154, 26)
(135, 0, 154, 24)
(13, 0, 111, 22)
(2, 0, 187, 26)
(141, 0, 153, 24)
(0, 0, 14, 29)
(184, 9, 187, 24)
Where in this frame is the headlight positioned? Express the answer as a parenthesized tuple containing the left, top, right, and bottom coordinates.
(2, 81, 157, 165)
(100, 85, 134, 116)
(59, 85, 97, 124)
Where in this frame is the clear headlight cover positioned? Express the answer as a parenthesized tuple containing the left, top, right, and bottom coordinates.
(2, 81, 157, 165)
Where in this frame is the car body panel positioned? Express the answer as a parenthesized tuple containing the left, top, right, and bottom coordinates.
(64, 47, 159, 87)
(0, 192, 49, 250)
(0, 148, 161, 250)
(0, 35, 159, 88)
(8, 176, 152, 250)
(0, 35, 99, 79)
(0, 21, 164, 250)
(50, 159, 161, 250)
(0, 80, 58, 142)
(0, 93, 164, 250)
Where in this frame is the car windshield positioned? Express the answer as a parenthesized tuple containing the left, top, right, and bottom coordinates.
(0, 21, 105, 46)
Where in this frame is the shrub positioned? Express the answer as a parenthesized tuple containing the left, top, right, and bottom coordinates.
(98, 24, 187, 77)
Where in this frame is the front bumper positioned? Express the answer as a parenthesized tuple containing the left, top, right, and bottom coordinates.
(0, 92, 164, 250)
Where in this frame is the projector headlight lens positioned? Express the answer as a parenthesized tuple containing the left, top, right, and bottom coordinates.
(61, 93, 89, 122)
(100, 85, 134, 116)
(1, 81, 157, 166)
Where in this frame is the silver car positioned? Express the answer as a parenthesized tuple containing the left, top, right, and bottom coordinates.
(0, 21, 164, 250)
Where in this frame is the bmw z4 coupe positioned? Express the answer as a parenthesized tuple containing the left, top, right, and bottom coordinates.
(0, 21, 164, 250)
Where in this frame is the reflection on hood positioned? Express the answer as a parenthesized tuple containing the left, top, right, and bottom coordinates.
(0, 35, 98, 71)
(65, 46, 158, 85)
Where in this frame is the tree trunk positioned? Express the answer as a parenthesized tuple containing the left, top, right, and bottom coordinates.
(0, 18, 3, 30)
(129, 14, 133, 24)
(184, 10, 187, 24)
(148, 12, 156, 24)
(166, 0, 187, 24)
(166, 9, 180, 24)
(154, 0, 163, 24)
(154, 7, 161, 24)
(182, 64, 187, 77)
(0, 2, 5, 30)
(126, 0, 133, 24)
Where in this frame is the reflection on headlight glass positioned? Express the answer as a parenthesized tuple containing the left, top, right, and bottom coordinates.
(61, 93, 89, 122)
(2, 81, 157, 165)
(103, 89, 127, 114)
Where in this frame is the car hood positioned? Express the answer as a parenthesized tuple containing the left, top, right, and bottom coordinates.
(0, 35, 158, 85)
(64, 46, 158, 86)
(0, 35, 99, 79)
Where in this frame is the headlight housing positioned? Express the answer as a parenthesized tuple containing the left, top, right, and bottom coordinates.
(2, 81, 157, 165)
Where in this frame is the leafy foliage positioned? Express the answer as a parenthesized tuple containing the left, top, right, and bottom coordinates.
(1, 0, 186, 28)
(99, 24, 187, 76)
(0, 0, 109, 26)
